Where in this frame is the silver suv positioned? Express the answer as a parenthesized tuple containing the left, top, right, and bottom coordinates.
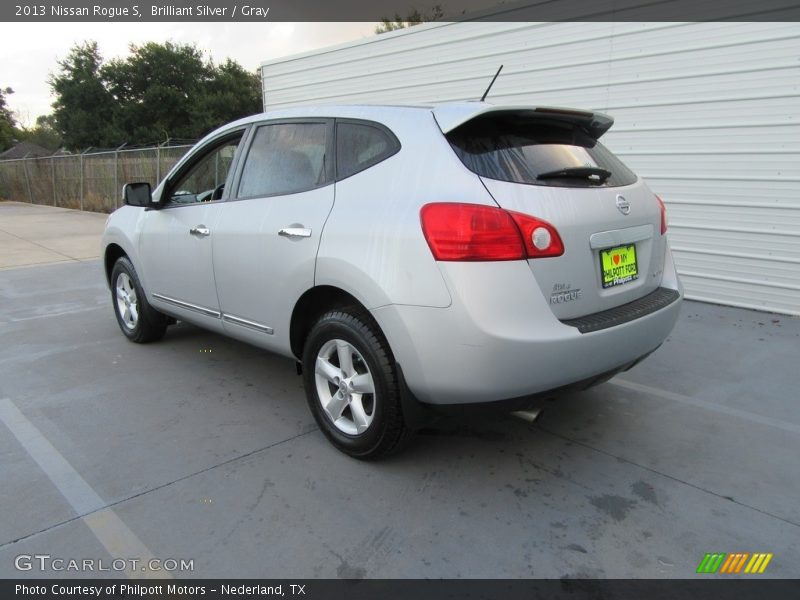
(102, 102, 682, 458)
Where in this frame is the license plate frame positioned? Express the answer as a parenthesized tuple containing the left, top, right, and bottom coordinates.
(600, 244, 639, 289)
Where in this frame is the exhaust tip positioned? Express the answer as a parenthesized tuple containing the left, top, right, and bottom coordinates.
(510, 409, 542, 424)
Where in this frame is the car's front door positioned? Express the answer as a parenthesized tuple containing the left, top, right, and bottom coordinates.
(211, 119, 335, 353)
(139, 131, 246, 330)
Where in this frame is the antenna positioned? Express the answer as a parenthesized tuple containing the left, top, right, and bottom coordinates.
(480, 65, 503, 102)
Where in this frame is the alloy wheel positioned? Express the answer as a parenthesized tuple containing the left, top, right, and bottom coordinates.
(115, 272, 139, 330)
(314, 338, 376, 435)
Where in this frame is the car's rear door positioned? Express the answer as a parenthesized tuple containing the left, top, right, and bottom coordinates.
(211, 119, 335, 354)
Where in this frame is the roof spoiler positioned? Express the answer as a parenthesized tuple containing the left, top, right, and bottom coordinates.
(433, 103, 615, 140)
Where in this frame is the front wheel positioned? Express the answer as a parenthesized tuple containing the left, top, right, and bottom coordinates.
(301, 310, 410, 459)
(110, 256, 168, 343)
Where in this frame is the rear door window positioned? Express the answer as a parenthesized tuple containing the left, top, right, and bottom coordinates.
(447, 118, 637, 188)
(335, 121, 400, 180)
(237, 122, 330, 198)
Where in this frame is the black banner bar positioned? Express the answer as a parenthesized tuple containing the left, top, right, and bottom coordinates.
(2, 0, 800, 22)
(3, 579, 800, 600)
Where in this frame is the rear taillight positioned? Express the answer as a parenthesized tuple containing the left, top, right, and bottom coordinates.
(655, 194, 668, 235)
(420, 202, 563, 261)
(506, 209, 564, 258)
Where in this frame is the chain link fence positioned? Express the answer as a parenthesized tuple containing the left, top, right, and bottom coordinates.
(0, 143, 195, 213)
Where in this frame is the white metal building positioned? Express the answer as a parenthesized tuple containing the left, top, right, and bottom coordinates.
(261, 21, 800, 315)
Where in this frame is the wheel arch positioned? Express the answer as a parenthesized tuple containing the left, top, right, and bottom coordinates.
(104, 243, 128, 285)
(289, 285, 379, 360)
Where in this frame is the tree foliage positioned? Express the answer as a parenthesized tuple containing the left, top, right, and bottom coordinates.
(50, 42, 120, 150)
(375, 5, 444, 34)
(0, 86, 17, 152)
(50, 41, 262, 150)
(17, 115, 63, 151)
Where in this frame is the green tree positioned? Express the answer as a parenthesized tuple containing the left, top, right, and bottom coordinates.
(376, 5, 444, 34)
(194, 59, 262, 135)
(0, 86, 17, 152)
(102, 41, 212, 143)
(17, 115, 63, 151)
(50, 40, 262, 149)
(50, 41, 121, 150)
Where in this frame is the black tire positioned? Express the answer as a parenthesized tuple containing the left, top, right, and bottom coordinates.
(302, 309, 411, 459)
(110, 256, 168, 343)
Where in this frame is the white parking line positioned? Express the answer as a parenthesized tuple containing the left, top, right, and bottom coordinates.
(7, 303, 107, 323)
(0, 302, 107, 326)
(611, 378, 800, 435)
(0, 398, 170, 579)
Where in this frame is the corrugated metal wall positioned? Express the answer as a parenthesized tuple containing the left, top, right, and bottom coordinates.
(261, 21, 800, 315)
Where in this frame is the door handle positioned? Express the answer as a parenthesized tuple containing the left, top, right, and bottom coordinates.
(278, 227, 312, 238)
(189, 225, 210, 237)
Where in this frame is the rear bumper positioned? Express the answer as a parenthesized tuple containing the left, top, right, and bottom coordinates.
(560, 287, 680, 334)
(371, 252, 682, 406)
(408, 347, 657, 416)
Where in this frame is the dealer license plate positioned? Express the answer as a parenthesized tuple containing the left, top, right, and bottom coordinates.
(600, 244, 639, 288)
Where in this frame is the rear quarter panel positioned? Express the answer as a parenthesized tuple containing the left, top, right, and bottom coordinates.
(315, 109, 494, 309)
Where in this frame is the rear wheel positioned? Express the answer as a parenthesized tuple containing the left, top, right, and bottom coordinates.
(302, 309, 410, 459)
(110, 256, 168, 343)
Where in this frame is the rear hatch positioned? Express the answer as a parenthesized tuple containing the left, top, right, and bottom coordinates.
(438, 104, 668, 320)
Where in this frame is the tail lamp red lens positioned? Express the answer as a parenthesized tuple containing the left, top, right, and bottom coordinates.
(506, 208, 565, 259)
(655, 194, 668, 235)
(420, 202, 564, 261)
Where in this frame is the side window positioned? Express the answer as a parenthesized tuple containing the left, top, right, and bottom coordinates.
(237, 123, 329, 198)
(168, 134, 243, 204)
(336, 122, 400, 180)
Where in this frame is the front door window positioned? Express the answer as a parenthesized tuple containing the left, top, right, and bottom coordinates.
(168, 135, 243, 205)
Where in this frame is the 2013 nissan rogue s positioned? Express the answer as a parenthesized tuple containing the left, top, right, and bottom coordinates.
(102, 102, 683, 458)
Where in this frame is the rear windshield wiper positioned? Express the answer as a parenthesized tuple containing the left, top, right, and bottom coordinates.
(536, 166, 612, 183)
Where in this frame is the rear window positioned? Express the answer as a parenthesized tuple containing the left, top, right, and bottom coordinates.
(447, 117, 637, 188)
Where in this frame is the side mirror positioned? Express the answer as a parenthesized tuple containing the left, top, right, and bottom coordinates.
(122, 182, 154, 207)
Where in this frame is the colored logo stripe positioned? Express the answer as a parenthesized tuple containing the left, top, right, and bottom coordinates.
(720, 553, 749, 573)
(697, 553, 726, 573)
(697, 552, 773, 574)
(744, 553, 774, 574)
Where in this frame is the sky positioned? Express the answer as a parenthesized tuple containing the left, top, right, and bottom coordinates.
(1, 22, 375, 127)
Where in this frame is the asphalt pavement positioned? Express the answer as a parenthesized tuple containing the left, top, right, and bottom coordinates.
(0, 200, 798, 578)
